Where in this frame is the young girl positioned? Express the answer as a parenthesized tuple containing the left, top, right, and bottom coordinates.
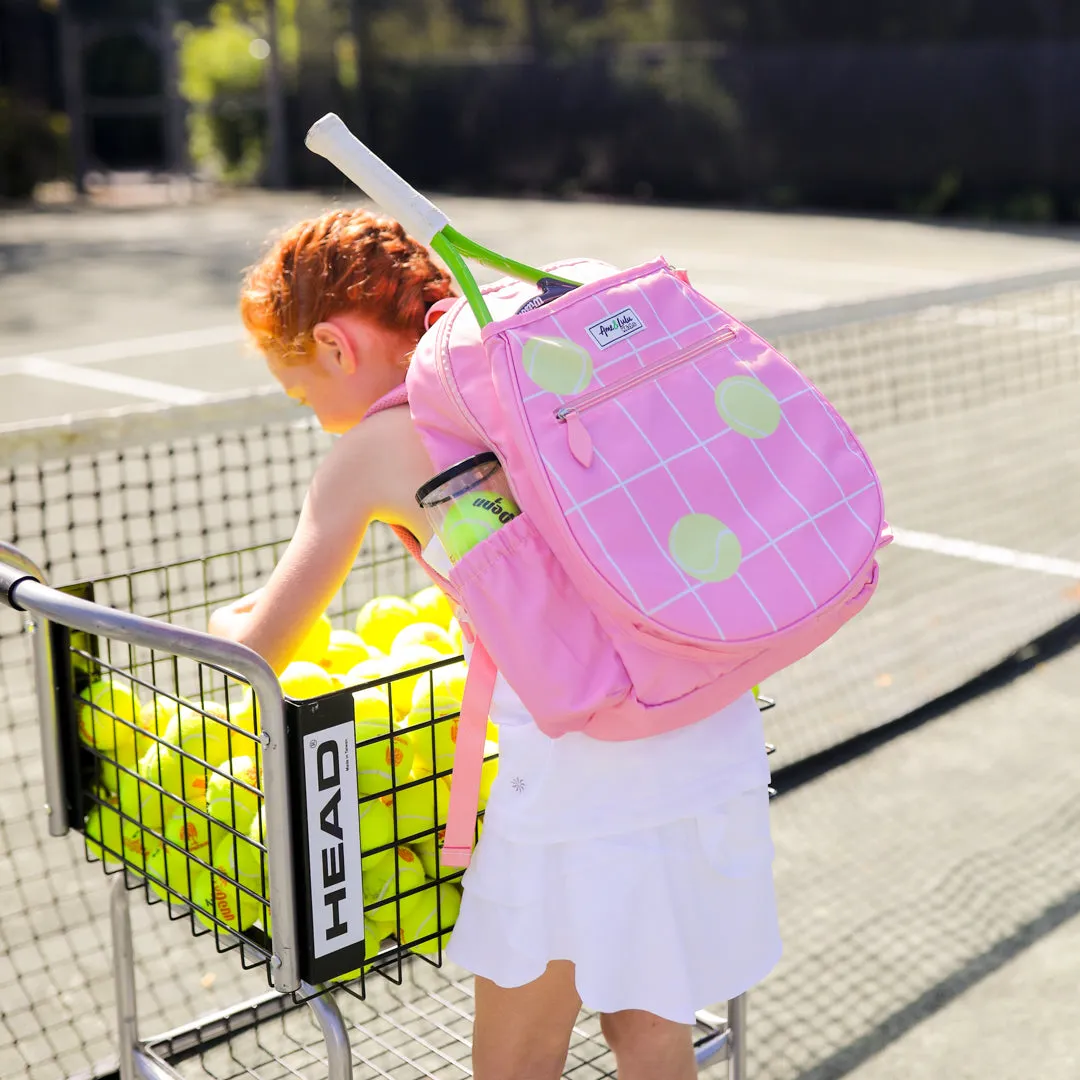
(211, 208, 781, 1080)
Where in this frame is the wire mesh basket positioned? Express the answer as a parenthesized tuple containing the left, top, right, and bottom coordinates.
(1, 533, 771, 1078)
(9, 535, 493, 1000)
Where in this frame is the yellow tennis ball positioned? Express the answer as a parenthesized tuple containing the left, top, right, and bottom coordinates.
(398, 883, 462, 955)
(117, 764, 178, 833)
(410, 661, 467, 711)
(162, 805, 213, 868)
(341, 655, 395, 694)
(752, 684, 761, 699)
(358, 796, 396, 854)
(144, 841, 201, 905)
(441, 492, 521, 561)
(163, 705, 232, 768)
(352, 688, 393, 728)
(520, 335, 594, 395)
(391, 622, 455, 656)
(321, 629, 372, 674)
(140, 741, 208, 804)
(668, 513, 742, 583)
(292, 613, 332, 665)
(278, 661, 335, 700)
(205, 755, 262, 840)
(85, 802, 160, 868)
(355, 596, 418, 654)
(409, 586, 454, 631)
(355, 719, 414, 796)
(411, 830, 445, 879)
(714, 375, 781, 439)
(363, 846, 427, 920)
(210, 834, 266, 932)
(331, 917, 393, 982)
(406, 707, 459, 776)
(379, 775, 449, 843)
(77, 677, 141, 753)
(387, 644, 444, 717)
(447, 617, 463, 653)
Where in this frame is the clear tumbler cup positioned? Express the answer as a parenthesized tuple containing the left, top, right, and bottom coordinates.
(415, 452, 521, 562)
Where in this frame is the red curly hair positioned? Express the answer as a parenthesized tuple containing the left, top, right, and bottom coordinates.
(240, 209, 456, 363)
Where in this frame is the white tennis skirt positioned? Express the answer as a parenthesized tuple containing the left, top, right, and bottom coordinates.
(446, 785, 782, 1024)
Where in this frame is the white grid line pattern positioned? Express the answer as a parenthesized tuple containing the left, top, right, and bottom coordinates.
(547, 464, 649, 611)
(559, 385, 815, 514)
(511, 269, 883, 639)
(593, 286, 740, 636)
(660, 376, 817, 616)
(647, 480, 881, 619)
(724, 338, 881, 545)
(558, 288, 728, 636)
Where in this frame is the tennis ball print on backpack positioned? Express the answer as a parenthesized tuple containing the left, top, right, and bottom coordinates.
(668, 513, 743, 584)
(520, 336, 594, 395)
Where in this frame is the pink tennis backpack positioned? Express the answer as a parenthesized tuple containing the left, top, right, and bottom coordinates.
(375, 257, 888, 865)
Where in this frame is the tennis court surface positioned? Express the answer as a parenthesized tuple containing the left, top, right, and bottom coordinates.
(1, 195, 1078, 1079)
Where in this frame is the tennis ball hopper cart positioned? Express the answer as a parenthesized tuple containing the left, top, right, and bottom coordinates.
(0, 116, 778, 1080)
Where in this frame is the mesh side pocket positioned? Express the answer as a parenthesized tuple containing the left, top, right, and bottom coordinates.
(449, 512, 630, 737)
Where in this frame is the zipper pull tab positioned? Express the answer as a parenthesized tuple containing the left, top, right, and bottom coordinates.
(565, 411, 594, 468)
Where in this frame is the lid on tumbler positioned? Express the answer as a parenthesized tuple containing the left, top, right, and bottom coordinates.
(415, 452, 501, 507)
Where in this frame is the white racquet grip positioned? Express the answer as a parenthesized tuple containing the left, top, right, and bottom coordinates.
(305, 113, 450, 244)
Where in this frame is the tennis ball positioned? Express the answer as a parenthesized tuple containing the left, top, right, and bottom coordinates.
(411, 830, 445, 879)
(668, 513, 742, 583)
(714, 376, 781, 439)
(447, 617, 463, 653)
(205, 755, 262, 839)
(363, 846, 427, 920)
(145, 841, 201, 905)
(341, 656, 395, 694)
(409, 586, 454, 631)
(210, 834, 266, 932)
(188, 870, 218, 932)
(77, 677, 141, 753)
(321, 629, 372, 675)
(162, 805, 214, 868)
(279, 661, 335, 700)
(354, 719, 414, 796)
(406, 707, 459, 775)
(358, 796, 396, 854)
(441, 492, 521, 561)
(752, 684, 760, 700)
(383, 775, 451, 839)
(163, 706, 232, 769)
(352, 688, 393, 729)
(410, 662, 467, 712)
(387, 645, 445, 717)
(398, 883, 462, 955)
(292, 613, 332, 666)
(520, 335, 594, 396)
(331, 917, 393, 983)
(117, 765, 178, 833)
(355, 596, 418, 654)
(391, 622, 455, 657)
(139, 741, 208, 804)
(85, 802, 160, 868)
(379, 776, 447, 843)
(229, 689, 259, 738)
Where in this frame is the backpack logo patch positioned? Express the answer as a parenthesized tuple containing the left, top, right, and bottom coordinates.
(587, 307, 645, 349)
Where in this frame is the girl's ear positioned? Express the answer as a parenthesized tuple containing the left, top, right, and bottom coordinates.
(312, 320, 359, 375)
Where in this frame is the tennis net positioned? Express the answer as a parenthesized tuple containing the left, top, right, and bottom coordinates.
(1, 264, 1079, 1079)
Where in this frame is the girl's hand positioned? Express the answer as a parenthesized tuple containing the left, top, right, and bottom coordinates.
(209, 588, 265, 640)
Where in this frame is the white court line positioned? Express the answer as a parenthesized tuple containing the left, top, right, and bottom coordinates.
(890, 527, 1080, 580)
(0, 324, 245, 374)
(12, 356, 208, 405)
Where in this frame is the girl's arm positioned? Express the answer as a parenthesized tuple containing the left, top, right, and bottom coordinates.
(209, 408, 434, 672)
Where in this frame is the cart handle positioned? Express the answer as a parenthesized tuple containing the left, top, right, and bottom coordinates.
(0, 571, 305, 995)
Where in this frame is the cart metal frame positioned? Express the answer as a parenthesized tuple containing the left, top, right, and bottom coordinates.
(1, 540, 750, 1079)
